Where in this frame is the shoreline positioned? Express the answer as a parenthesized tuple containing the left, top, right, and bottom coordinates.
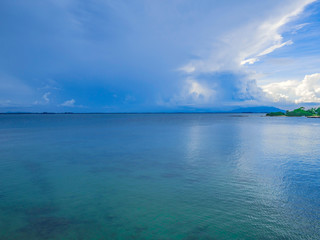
(267, 115, 320, 118)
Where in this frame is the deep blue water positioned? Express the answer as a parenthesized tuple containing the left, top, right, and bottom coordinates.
(0, 113, 319, 239)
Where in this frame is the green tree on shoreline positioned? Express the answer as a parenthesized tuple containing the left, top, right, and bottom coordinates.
(267, 107, 320, 117)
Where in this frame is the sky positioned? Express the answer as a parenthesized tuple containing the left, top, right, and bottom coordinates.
(1, 0, 320, 112)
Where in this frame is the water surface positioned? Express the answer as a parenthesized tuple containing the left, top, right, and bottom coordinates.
(0, 113, 319, 239)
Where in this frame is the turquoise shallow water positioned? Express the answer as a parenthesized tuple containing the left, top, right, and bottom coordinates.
(0, 113, 320, 239)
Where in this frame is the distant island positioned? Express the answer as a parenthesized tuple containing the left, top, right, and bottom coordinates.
(267, 107, 320, 117)
(231, 106, 284, 113)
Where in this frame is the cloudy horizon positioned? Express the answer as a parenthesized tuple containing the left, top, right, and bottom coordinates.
(1, 0, 320, 112)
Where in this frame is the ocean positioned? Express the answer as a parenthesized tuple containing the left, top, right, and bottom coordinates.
(0, 113, 319, 239)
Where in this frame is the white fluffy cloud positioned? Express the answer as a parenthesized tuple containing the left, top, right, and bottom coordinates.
(262, 73, 320, 103)
(175, 0, 316, 107)
(187, 80, 215, 102)
(179, 0, 315, 73)
(239, 0, 314, 66)
(241, 40, 293, 65)
(258, 40, 293, 57)
(61, 99, 75, 107)
(170, 79, 215, 106)
(42, 92, 51, 103)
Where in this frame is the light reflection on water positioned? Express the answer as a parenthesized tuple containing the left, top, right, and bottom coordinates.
(0, 114, 319, 239)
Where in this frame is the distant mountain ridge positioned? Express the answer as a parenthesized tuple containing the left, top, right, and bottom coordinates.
(231, 106, 285, 113)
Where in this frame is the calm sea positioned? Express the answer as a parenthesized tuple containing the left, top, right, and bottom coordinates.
(0, 113, 319, 239)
